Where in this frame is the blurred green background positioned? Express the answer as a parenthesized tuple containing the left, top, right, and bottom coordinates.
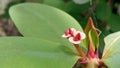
(0, 0, 120, 37)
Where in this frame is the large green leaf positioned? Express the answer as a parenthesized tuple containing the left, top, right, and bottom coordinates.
(0, 37, 79, 68)
(102, 31, 120, 68)
(9, 3, 83, 43)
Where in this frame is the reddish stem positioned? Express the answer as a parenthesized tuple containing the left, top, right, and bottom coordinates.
(74, 44, 86, 58)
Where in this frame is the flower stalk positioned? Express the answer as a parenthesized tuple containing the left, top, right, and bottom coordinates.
(62, 28, 86, 58)
(74, 44, 86, 58)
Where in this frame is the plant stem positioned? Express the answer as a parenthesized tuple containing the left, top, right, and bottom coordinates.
(86, 58, 98, 68)
(74, 44, 86, 58)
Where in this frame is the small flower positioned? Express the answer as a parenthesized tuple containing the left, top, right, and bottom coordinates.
(62, 28, 76, 38)
(69, 31, 86, 44)
(62, 28, 86, 44)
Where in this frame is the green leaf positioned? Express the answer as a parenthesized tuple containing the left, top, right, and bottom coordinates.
(102, 31, 120, 68)
(73, 0, 89, 4)
(0, 37, 79, 68)
(9, 3, 83, 43)
(84, 17, 99, 48)
(89, 29, 99, 48)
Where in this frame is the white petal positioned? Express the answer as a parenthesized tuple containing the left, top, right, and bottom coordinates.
(74, 31, 86, 40)
(69, 28, 77, 35)
(68, 37, 81, 44)
(79, 32, 86, 39)
(62, 34, 70, 38)
(70, 28, 76, 32)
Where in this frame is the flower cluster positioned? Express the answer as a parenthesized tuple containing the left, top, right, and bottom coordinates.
(62, 28, 86, 44)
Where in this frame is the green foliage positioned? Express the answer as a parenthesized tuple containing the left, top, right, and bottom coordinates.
(40, 0, 120, 36)
(9, 3, 83, 42)
(102, 31, 120, 68)
(8, 3, 86, 68)
(41, 0, 89, 14)
(2, 2, 120, 68)
(0, 0, 119, 34)
(96, 0, 120, 32)
(0, 37, 79, 68)
(96, 0, 111, 21)
(9, 3, 87, 50)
